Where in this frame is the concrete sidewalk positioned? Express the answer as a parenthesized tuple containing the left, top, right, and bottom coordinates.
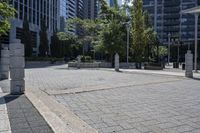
(114, 68, 200, 78)
(0, 88, 11, 133)
(0, 83, 54, 133)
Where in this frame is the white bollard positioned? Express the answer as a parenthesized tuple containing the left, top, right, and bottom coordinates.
(77, 56, 81, 69)
(115, 53, 119, 71)
(185, 50, 193, 78)
(9, 39, 25, 94)
(0, 47, 10, 80)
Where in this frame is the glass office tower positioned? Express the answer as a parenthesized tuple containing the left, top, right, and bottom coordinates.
(3, 0, 59, 54)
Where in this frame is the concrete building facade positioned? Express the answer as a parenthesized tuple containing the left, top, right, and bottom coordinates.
(84, 0, 99, 20)
(107, 0, 122, 7)
(1, 0, 59, 55)
(143, 0, 200, 45)
(59, 0, 99, 35)
(59, 0, 77, 34)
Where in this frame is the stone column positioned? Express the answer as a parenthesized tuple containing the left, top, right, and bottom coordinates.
(0, 47, 10, 80)
(185, 50, 193, 78)
(9, 39, 25, 94)
(77, 56, 81, 69)
(115, 53, 119, 71)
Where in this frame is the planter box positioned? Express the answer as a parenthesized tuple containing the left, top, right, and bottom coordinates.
(99, 62, 112, 68)
(144, 63, 163, 70)
(119, 63, 136, 69)
(68, 62, 112, 68)
(173, 62, 179, 68)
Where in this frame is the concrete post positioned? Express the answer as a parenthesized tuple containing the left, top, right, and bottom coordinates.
(194, 14, 199, 72)
(0, 47, 10, 80)
(77, 56, 81, 69)
(115, 53, 119, 72)
(185, 50, 193, 78)
(9, 39, 25, 94)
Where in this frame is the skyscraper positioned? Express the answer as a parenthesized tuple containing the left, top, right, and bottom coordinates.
(59, 0, 77, 34)
(1, 0, 59, 54)
(143, 0, 200, 45)
(107, 0, 122, 7)
(84, 0, 99, 19)
(59, 0, 99, 35)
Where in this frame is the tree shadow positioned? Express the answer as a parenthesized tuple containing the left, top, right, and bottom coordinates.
(25, 62, 66, 69)
(192, 77, 200, 81)
(0, 94, 22, 105)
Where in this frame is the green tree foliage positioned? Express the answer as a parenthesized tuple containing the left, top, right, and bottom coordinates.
(21, 18, 32, 57)
(0, 1, 15, 57)
(143, 11, 157, 61)
(67, 0, 158, 62)
(130, 0, 158, 62)
(68, 18, 98, 55)
(68, 0, 127, 61)
(0, 1, 15, 37)
(131, 0, 145, 62)
(50, 32, 60, 57)
(50, 32, 78, 58)
(97, 0, 127, 61)
(39, 19, 49, 56)
(152, 46, 167, 62)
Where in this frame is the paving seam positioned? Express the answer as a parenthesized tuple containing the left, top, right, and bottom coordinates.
(25, 85, 98, 133)
(0, 87, 12, 133)
(50, 78, 184, 96)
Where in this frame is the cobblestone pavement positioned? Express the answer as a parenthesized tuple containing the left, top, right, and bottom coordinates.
(0, 81, 54, 133)
(24, 65, 200, 133)
(0, 89, 11, 133)
(56, 79, 200, 133)
(25, 65, 183, 95)
(5, 95, 54, 133)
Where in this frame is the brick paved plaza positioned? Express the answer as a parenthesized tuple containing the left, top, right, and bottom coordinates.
(24, 65, 200, 133)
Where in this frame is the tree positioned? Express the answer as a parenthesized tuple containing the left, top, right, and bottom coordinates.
(21, 18, 32, 57)
(0, 1, 15, 37)
(39, 19, 49, 56)
(0, 1, 15, 57)
(50, 32, 78, 58)
(97, 0, 127, 62)
(68, 18, 98, 56)
(153, 46, 167, 62)
(131, 0, 145, 62)
(50, 32, 60, 57)
(143, 11, 157, 62)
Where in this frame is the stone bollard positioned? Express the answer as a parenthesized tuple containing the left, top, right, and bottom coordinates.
(185, 50, 193, 78)
(77, 56, 81, 69)
(115, 53, 119, 71)
(0, 47, 10, 80)
(9, 39, 25, 94)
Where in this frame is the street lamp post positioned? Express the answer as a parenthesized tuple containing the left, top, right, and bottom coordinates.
(194, 13, 199, 72)
(126, 23, 130, 65)
(177, 42, 180, 64)
(168, 33, 171, 65)
(182, 7, 200, 72)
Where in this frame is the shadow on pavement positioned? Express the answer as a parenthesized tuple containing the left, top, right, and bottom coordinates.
(25, 62, 66, 69)
(0, 94, 21, 105)
(3, 94, 54, 133)
(192, 77, 200, 81)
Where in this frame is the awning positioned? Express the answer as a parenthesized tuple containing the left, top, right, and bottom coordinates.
(182, 6, 200, 14)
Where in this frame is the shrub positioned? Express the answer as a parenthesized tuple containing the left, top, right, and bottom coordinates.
(80, 55, 92, 62)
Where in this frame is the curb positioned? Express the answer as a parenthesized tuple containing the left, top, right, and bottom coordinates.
(0, 87, 12, 133)
(25, 85, 98, 133)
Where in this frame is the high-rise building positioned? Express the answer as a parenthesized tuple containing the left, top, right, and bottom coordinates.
(59, 0, 77, 34)
(143, 0, 163, 42)
(84, 0, 99, 20)
(143, 0, 200, 45)
(59, 0, 99, 35)
(107, 0, 122, 7)
(1, 0, 59, 55)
